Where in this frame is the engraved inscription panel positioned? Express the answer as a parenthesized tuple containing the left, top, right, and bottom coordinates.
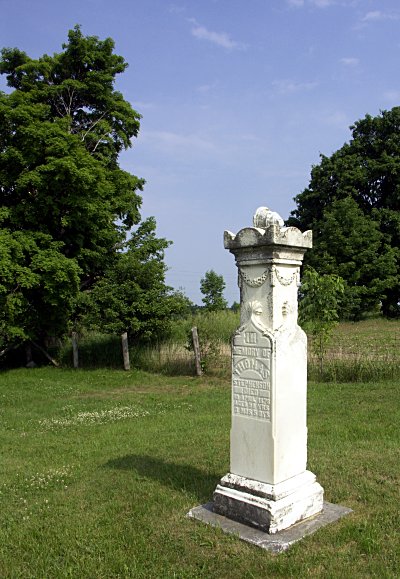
(232, 325, 272, 421)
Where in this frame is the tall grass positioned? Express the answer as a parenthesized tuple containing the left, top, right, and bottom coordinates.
(59, 332, 122, 369)
(307, 354, 399, 382)
(59, 310, 240, 376)
(307, 318, 400, 382)
(134, 342, 194, 376)
(58, 314, 400, 382)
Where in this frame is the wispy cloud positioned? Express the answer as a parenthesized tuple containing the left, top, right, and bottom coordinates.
(271, 79, 318, 94)
(361, 10, 400, 23)
(288, 0, 358, 8)
(196, 82, 218, 94)
(189, 19, 246, 50)
(142, 130, 216, 154)
(168, 4, 186, 14)
(322, 110, 349, 127)
(133, 101, 156, 111)
(340, 57, 359, 66)
(287, 0, 336, 7)
(287, 0, 305, 6)
(383, 90, 400, 103)
(312, 0, 335, 7)
(354, 9, 400, 30)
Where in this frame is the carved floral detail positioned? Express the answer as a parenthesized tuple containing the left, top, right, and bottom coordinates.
(240, 268, 270, 288)
(273, 266, 298, 287)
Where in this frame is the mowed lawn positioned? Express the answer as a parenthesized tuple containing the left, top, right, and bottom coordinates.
(0, 368, 399, 578)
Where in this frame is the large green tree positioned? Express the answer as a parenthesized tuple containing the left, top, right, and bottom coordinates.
(289, 107, 400, 318)
(0, 27, 175, 360)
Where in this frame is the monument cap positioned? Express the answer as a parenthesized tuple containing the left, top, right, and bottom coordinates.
(224, 207, 312, 250)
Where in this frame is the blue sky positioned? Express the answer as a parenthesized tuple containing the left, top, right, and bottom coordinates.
(1, 0, 400, 305)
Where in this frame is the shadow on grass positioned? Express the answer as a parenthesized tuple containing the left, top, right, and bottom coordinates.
(105, 454, 220, 502)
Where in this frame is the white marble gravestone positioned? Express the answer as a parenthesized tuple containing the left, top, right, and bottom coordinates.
(212, 207, 324, 534)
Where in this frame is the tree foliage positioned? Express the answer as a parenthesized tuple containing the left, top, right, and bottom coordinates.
(200, 270, 228, 311)
(299, 266, 344, 374)
(78, 218, 184, 343)
(0, 27, 178, 359)
(0, 229, 81, 349)
(289, 107, 400, 318)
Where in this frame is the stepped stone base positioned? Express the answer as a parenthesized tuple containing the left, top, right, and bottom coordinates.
(213, 471, 324, 534)
(187, 501, 352, 553)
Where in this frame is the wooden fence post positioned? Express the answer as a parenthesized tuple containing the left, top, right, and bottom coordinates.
(71, 332, 79, 369)
(121, 332, 130, 371)
(191, 326, 202, 376)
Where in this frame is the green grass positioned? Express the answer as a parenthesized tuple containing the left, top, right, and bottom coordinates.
(0, 368, 399, 577)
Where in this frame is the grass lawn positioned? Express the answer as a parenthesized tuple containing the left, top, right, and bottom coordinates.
(0, 368, 399, 578)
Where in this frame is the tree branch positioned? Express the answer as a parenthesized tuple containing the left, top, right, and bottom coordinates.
(30, 340, 59, 367)
(80, 112, 108, 142)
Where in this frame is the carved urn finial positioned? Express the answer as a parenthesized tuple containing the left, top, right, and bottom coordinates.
(253, 206, 284, 229)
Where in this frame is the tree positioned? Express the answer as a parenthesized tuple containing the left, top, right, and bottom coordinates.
(78, 218, 185, 343)
(298, 266, 344, 375)
(0, 229, 81, 353)
(0, 27, 172, 361)
(289, 107, 400, 318)
(200, 270, 228, 311)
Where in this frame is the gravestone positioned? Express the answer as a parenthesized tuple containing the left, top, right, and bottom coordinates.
(212, 207, 324, 534)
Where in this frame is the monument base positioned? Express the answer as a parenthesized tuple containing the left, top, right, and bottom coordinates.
(213, 470, 324, 534)
(187, 501, 352, 553)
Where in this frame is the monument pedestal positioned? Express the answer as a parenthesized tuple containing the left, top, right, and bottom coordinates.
(213, 471, 324, 534)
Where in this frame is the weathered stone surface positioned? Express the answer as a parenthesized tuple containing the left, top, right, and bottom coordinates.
(216, 470, 318, 501)
(187, 502, 353, 553)
(213, 471, 324, 534)
(224, 206, 312, 252)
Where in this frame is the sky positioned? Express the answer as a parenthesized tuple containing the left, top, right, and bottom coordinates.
(1, 0, 400, 305)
